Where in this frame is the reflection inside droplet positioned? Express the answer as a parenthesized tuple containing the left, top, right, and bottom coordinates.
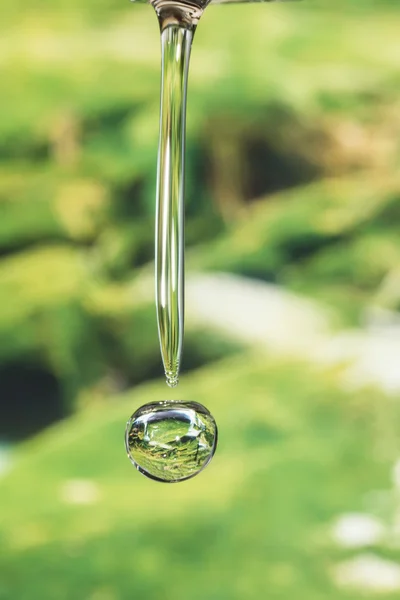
(125, 401, 218, 483)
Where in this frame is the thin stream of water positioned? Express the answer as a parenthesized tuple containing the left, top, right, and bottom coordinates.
(155, 22, 194, 388)
(154, 0, 210, 387)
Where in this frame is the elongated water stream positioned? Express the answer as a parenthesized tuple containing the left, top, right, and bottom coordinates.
(155, 24, 191, 388)
(154, 1, 210, 388)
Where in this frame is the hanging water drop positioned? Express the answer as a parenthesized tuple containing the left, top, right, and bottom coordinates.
(125, 401, 218, 483)
(125, 0, 215, 482)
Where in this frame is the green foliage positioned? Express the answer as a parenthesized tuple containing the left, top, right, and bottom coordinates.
(1, 355, 399, 599)
(191, 176, 400, 322)
(1, 1, 400, 597)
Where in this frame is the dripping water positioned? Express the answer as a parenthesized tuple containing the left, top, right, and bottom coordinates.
(154, 0, 210, 388)
(125, 0, 217, 483)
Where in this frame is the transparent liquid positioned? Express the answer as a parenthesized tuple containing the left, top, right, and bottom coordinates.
(126, 401, 218, 482)
(155, 23, 193, 388)
(124, 3, 218, 484)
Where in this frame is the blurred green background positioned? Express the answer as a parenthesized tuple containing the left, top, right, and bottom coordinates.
(1, 0, 400, 598)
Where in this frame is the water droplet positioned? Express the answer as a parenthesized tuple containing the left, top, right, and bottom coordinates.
(125, 401, 218, 483)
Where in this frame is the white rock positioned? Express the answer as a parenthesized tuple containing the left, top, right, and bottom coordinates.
(332, 513, 385, 549)
(186, 273, 330, 354)
(334, 554, 400, 593)
(185, 273, 400, 395)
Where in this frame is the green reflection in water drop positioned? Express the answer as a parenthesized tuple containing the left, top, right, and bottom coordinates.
(125, 401, 218, 483)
